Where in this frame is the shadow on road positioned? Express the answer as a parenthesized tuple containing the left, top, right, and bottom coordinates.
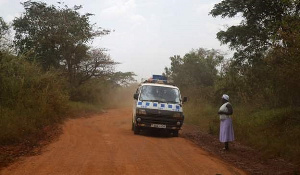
(136, 129, 178, 138)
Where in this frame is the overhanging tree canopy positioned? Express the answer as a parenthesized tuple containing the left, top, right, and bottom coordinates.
(210, 0, 300, 64)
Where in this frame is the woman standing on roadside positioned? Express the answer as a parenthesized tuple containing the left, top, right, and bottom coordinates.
(218, 94, 234, 150)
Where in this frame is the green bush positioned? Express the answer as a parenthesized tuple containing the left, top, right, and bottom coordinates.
(184, 102, 216, 132)
(0, 52, 69, 145)
(70, 78, 110, 105)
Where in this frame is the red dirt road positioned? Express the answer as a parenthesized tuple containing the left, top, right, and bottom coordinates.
(1, 108, 246, 175)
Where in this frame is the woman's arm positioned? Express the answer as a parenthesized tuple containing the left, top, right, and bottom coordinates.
(225, 104, 233, 115)
(218, 104, 233, 115)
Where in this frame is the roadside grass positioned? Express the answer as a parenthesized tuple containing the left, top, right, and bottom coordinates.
(0, 100, 103, 146)
(184, 102, 300, 164)
(184, 102, 217, 134)
(67, 101, 104, 117)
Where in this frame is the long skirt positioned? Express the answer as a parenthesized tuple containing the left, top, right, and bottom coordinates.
(219, 117, 234, 142)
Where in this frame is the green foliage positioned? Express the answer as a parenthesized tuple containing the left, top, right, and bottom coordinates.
(11, 1, 135, 103)
(165, 48, 223, 102)
(13, 1, 112, 87)
(70, 77, 110, 104)
(108, 71, 136, 87)
(210, 0, 300, 61)
(14, 1, 95, 68)
(265, 16, 300, 106)
(210, 0, 300, 107)
(0, 52, 68, 144)
(69, 72, 136, 105)
(74, 48, 118, 87)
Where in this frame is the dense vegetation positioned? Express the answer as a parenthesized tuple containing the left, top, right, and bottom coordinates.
(0, 1, 135, 146)
(165, 0, 300, 164)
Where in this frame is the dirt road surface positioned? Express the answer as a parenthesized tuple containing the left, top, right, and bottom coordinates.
(1, 108, 246, 175)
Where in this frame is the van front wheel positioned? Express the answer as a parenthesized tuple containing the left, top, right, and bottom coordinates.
(173, 130, 179, 137)
(133, 124, 140, 135)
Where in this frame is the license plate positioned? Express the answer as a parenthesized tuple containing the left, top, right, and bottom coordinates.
(151, 124, 166, 128)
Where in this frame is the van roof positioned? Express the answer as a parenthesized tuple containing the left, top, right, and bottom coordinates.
(140, 83, 179, 89)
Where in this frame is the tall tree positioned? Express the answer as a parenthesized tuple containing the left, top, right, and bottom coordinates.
(165, 48, 223, 100)
(13, 1, 111, 85)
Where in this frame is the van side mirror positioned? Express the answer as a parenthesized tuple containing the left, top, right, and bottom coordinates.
(133, 93, 139, 100)
(183, 97, 188, 103)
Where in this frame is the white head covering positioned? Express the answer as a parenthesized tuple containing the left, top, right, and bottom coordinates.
(222, 94, 229, 101)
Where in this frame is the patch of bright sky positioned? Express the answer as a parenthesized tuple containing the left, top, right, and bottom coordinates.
(0, 0, 241, 81)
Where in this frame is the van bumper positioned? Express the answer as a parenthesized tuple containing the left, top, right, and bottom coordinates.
(135, 115, 183, 130)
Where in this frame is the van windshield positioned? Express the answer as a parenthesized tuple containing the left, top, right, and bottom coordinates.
(139, 85, 180, 103)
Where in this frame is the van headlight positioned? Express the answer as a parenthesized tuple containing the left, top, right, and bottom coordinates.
(137, 109, 146, 115)
(173, 113, 182, 118)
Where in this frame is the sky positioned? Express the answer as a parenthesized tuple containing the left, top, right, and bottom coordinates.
(0, 0, 241, 81)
